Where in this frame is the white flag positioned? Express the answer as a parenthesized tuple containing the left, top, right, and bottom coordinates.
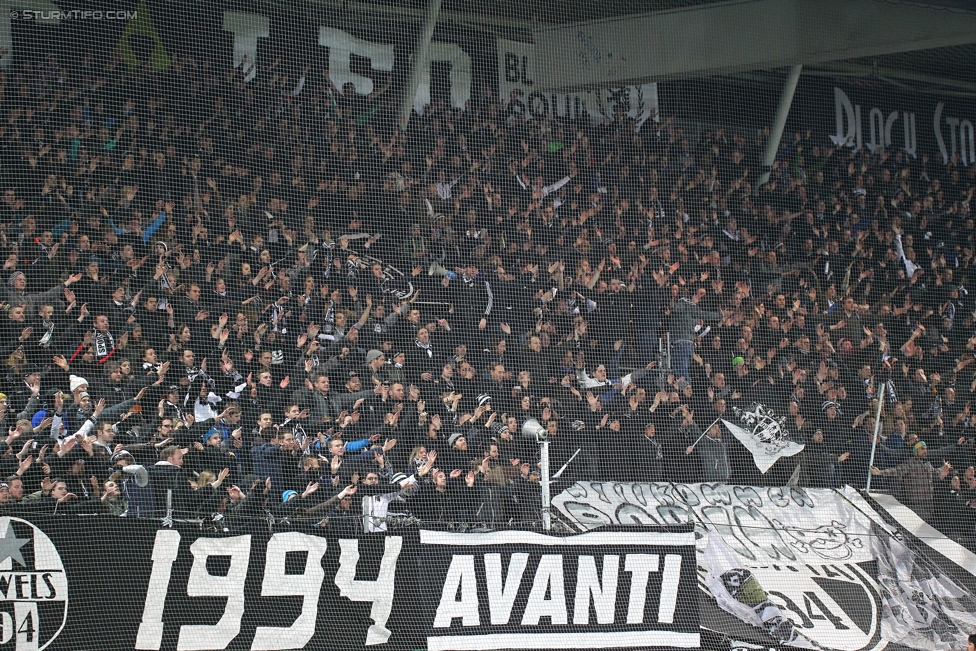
(871, 524, 976, 650)
(722, 406, 804, 473)
(701, 536, 819, 649)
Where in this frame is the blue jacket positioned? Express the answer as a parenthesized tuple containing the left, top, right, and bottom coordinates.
(345, 437, 371, 453)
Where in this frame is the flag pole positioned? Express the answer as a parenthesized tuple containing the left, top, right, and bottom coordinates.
(551, 448, 582, 480)
(865, 384, 886, 493)
(688, 418, 723, 450)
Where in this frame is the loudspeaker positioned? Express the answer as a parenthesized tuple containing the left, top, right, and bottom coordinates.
(428, 261, 451, 277)
(121, 464, 149, 488)
(521, 418, 548, 443)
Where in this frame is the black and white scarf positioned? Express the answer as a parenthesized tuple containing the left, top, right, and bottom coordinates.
(320, 242, 336, 279)
(415, 340, 432, 358)
(282, 418, 310, 448)
(270, 303, 287, 334)
(322, 301, 337, 334)
(92, 329, 115, 359)
(224, 368, 247, 399)
(37, 319, 55, 348)
(165, 399, 187, 424)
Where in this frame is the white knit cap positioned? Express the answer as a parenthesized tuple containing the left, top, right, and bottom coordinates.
(69, 375, 88, 393)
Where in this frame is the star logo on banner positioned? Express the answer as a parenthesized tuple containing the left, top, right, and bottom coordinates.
(0, 527, 29, 568)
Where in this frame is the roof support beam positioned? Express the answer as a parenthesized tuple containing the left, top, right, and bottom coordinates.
(757, 64, 802, 190)
(532, 0, 976, 92)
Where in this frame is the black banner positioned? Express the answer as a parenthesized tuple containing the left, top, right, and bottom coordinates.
(0, 516, 697, 651)
(418, 528, 699, 651)
(11, 0, 975, 155)
(3, 516, 424, 651)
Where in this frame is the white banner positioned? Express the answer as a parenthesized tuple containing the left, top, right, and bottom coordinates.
(222, 11, 269, 83)
(866, 503, 976, 651)
(412, 42, 472, 115)
(553, 482, 877, 563)
(553, 482, 976, 651)
(497, 38, 658, 126)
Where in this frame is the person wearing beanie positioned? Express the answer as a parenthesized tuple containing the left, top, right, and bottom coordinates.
(69, 375, 89, 395)
(363, 349, 387, 383)
(359, 465, 417, 534)
(5, 269, 82, 315)
(5, 361, 42, 417)
(818, 400, 845, 440)
(443, 431, 474, 473)
(281, 490, 298, 503)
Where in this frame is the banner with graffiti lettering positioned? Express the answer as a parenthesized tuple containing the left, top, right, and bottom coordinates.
(552, 482, 976, 651)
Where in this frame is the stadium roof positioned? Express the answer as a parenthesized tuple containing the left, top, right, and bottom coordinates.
(337, 0, 976, 26)
(293, 0, 976, 96)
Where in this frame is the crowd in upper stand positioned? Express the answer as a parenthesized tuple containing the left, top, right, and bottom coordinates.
(0, 48, 973, 536)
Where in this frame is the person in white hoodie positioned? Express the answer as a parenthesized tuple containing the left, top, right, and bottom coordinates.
(359, 457, 416, 533)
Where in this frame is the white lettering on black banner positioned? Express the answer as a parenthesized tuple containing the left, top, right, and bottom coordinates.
(136, 532, 403, 650)
(421, 529, 698, 651)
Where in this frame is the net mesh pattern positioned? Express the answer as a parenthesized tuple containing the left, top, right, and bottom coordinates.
(0, 1, 972, 649)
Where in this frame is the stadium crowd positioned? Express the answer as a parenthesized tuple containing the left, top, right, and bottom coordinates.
(0, 50, 973, 536)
